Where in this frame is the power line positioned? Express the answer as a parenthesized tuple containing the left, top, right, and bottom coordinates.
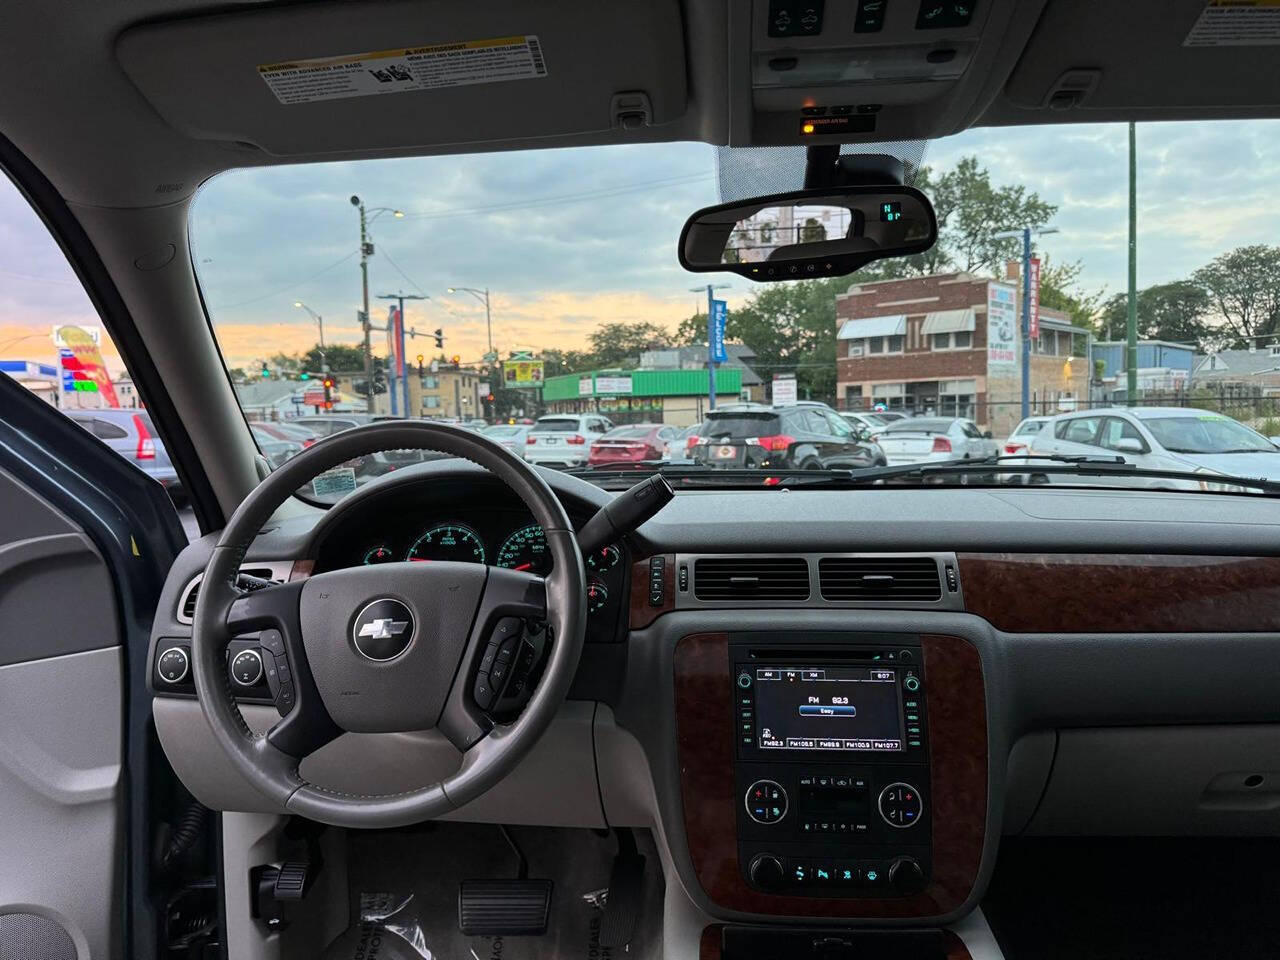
(210, 250, 357, 310)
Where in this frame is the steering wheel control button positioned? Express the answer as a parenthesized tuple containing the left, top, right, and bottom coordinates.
(351, 598, 415, 661)
(230, 649, 264, 687)
(258, 628, 286, 658)
(157, 646, 190, 684)
(745, 779, 788, 824)
(473, 675, 496, 710)
(878, 782, 923, 828)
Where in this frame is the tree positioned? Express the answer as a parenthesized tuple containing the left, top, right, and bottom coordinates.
(301, 343, 368, 373)
(540, 347, 595, 377)
(1096, 280, 1211, 348)
(226, 367, 249, 384)
(1193, 245, 1280, 347)
(585, 321, 672, 369)
(1038, 257, 1107, 332)
(928, 157, 1057, 276)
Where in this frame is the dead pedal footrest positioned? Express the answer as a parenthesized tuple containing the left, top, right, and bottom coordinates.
(458, 879, 553, 936)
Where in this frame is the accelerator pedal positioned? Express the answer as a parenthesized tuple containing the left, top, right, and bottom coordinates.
(598, 828, 646, 948)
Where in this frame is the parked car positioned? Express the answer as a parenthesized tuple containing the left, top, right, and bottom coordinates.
(1003, 416, 1052, 456)
(875, 417, 998, 466)
(870, 410, 910, 423)
(1028, 407, 1280, 490)
(483, 423, 532, 459)
(524, 413, 614, 468)
(841, 411, 899, 435)
(587, 423, 679, 468)
(252, 419, 318, 448)
(691, 403, 882, 470)
(664, 422, 705, 462)
(63, 408, 184, 502)
(291, 413, 436, 477)
(249, 423, 302, 469)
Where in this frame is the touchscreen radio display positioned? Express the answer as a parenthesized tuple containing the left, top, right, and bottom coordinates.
(752, 665, 904, 752)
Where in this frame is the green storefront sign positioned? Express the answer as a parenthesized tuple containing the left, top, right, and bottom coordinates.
(543, 367, 741, 402)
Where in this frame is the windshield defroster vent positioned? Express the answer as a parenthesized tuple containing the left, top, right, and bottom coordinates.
(694, 557, 810, 601)
(818, 557, 942, 602)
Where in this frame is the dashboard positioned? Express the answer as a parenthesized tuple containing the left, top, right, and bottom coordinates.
(309, 477, 628, 644)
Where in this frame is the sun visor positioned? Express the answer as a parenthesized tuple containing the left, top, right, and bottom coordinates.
(116, 0, 687, 156)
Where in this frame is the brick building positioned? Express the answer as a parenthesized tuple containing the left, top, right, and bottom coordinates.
(834, 270, 1091, 437)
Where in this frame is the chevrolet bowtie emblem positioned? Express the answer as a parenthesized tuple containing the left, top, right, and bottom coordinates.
(357, 618, 409, 640)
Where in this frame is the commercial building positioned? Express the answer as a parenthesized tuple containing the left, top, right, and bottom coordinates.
(638, 343, 765, 402)
(406, 365, 486, 419)
(542, 367, 743, 426)
(1192, 346, 1280, 394)
(834, 270, 1090, 437)
(0, 359, 60, 405)
(1093, 340, 1195, 400)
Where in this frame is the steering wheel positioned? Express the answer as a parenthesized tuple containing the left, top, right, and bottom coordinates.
(190, 421, 587, 829)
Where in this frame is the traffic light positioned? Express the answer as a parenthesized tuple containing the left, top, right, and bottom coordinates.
(299, 371, 310, 380)
(433, 328, 444, 349)
(322, 376, 334, 389)
(260, 363, 269, 379)
(322, 375, 334, 406)
(416, 353, 425, 376)
(451, 355, 461, 366)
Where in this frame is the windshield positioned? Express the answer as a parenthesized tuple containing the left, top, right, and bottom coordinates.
(1140, 414, 1275, 454)
(1014, 420, 1046, 436)
(186, 121, 1280, 497)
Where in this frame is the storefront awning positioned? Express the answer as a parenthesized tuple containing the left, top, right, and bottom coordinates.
(837, 314, 907, 340)
(920, 308, 976, 335)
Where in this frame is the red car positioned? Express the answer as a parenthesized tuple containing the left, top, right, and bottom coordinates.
(587, 423, 679, 468)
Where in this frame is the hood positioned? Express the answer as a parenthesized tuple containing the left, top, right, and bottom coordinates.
(1168, 451, 1280, 480)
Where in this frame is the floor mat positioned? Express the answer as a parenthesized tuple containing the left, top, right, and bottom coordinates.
(338, 824, 665, 960)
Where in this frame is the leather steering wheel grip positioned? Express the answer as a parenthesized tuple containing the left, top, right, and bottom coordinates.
(189, 421, 587, 828)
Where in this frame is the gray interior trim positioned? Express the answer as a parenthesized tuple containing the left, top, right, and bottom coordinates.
(0, 647, 123, 960)
(173, 560, 295, 625)
(154, 699, 606, 827)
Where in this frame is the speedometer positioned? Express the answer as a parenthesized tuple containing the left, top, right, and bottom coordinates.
(406, 523, 486, 564)
(495, 524, 552, 576)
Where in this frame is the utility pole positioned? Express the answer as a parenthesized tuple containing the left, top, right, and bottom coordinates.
(1126, 121, 1139, 406)
(352, 196, 374, 413)
(378, 291, 427, 419)
(447, 286, 494, 356)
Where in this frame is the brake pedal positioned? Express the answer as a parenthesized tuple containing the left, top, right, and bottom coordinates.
(458, 879, 553, 936)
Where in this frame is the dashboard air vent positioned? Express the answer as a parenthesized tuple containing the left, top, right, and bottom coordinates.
(179, 568, 277, 622)
(694, 557, 810, 601)
(818, 557, 942, 602)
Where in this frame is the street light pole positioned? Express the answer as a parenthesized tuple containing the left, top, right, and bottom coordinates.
(292, 301, 326, 370)
(993, 225, 1058, 421)
(378, 291, 427, 418)
(350, 197, 404, 412)
(447, 286, 494, 356)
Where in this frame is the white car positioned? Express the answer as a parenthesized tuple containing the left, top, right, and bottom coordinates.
(524, 413, 614, 468)
(1002, 416, 1053, 456)
(875, 416, 999, 465)
(664, 422, 704, 462)
(483, 423, 532, 459)
(841, 411, 898, 435)
(1028, 407, 1280, 490)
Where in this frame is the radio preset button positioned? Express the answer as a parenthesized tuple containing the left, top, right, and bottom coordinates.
(745, 779, 788, 824)
(878, 782, 923, 828)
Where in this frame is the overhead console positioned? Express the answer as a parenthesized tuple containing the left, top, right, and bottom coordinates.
(737, 0, 1047, 145)
(674, 631, 986, 919)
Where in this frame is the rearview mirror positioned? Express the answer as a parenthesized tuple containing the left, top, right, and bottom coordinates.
(678, 185, 937, 282)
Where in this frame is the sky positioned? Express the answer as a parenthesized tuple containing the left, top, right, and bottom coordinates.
(3, 118, 1280, 377)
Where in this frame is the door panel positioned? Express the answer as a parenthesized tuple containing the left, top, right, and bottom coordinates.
(0, 466, 124, 960)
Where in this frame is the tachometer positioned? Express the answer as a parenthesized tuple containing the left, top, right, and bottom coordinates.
(495, 524, 552, 576)
(362, 544, 397, 565)
(405, 523, 486, 564)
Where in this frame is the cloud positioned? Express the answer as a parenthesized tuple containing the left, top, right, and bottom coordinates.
(5, 121, 1280, 376)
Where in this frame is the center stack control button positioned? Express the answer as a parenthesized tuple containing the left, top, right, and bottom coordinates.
(878, 782, 923, 828)
(745, 779, 788, 824)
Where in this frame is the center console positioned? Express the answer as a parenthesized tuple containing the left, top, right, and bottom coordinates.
(734, 641, 931, 897)
(673, 631, 987, 920)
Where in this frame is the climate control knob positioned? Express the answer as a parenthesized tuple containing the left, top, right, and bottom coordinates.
(748, 854, 785, 892)
(887, 856, 926, 895)
(744, 779, 788, 824)
(878, 782, 923, 828)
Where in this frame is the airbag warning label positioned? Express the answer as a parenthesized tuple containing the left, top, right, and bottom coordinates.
(258, 35, 547, 105)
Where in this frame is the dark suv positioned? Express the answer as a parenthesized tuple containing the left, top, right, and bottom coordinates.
(691, 402, 884, 470)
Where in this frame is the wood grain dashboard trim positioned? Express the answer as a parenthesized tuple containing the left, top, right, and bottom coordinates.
(630, 554, 675, 628)
(674, 633, 987, 919)
(959, 553, 1280, 633)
